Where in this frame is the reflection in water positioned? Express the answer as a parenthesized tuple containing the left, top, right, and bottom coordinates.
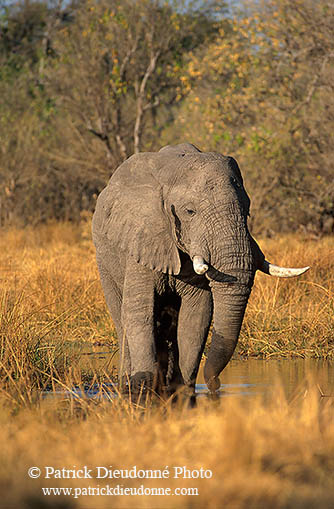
(43, 350, 334, 401)
(197, 358, 334, 399)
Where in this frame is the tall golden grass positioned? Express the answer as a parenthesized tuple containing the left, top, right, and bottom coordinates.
(1, 223, 334, 508)
(242, 234, 334, 359)
(1, 386, 334, 509)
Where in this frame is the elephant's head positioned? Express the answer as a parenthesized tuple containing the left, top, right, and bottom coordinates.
(99, 143, 309, 391)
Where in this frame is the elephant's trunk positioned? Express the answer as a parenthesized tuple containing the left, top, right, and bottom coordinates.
(193, 204, 309, 393)
(202, 235, 309, 393)
(204, 282, 250, 392)
(199, 209, 254, 392)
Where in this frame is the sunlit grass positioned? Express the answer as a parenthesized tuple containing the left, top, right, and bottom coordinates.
(240, 235, 334, 359)
(1, 223, 333, 400)
(1, 383, 334, 508)
(0, 221, 117, 406)
(1, 223, 334, 507)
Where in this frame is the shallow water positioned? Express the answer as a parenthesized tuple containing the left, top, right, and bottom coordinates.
(44, 347, 334, 400)
(198, 357, 334, 399)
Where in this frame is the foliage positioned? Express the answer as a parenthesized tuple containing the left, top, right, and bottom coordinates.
(0, 0, 333, 232)
(168, 0, 334, 234)
(49, 0, 222, 163)
(0, 0, 222, 225)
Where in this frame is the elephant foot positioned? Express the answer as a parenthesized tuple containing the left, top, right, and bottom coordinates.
(128, 371, 157, 404)
(167, 385, 197, 408)
(206, 375, 221, 393)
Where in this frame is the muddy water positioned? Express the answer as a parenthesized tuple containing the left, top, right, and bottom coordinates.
(52, 343, 334, 400)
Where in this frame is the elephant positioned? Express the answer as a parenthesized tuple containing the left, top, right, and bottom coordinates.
(92, 143, 309, 400)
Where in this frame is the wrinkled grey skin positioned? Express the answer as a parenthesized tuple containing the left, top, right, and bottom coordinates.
(92, 143, 265, 399)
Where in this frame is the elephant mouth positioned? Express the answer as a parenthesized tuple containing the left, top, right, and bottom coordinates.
(205, 268, 238, 283)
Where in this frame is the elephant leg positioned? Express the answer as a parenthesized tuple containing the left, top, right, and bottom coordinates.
(155, 300, 183, 397)
(96, 259, 131, 388)
(122, 260, 157, 394)
(176, 288, 213, 397)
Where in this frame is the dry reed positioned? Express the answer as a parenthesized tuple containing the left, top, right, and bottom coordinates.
(1, 223, 334, 508)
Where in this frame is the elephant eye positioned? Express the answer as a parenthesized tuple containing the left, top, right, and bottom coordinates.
(185, 207, 196, 217)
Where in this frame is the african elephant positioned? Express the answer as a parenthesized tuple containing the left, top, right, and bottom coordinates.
(92, 143, 309, 399)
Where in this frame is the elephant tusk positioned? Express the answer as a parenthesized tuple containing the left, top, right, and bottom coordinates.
(193, 256, 209, 275)
(259, 260, 310, 278)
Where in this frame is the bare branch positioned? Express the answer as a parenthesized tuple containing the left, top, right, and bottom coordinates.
(134, 51, 161, 153)
(116, 134, 128, 161)
(119, 34, 140, 80)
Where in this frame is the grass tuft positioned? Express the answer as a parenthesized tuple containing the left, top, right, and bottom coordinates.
(1, 224, 334, 507)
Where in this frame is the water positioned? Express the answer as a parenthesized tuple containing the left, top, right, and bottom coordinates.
(198, 357, 334, 399)
(43, 345, 334, 401)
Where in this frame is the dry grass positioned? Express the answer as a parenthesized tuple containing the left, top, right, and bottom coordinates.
(1, 386, 334, 508)
(1, 223, 334, 508)
(241, 235, 334, 359)
(0, 221, 117, 407)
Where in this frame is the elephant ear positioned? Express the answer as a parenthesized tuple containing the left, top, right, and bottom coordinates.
(101, 153, 181, 275)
